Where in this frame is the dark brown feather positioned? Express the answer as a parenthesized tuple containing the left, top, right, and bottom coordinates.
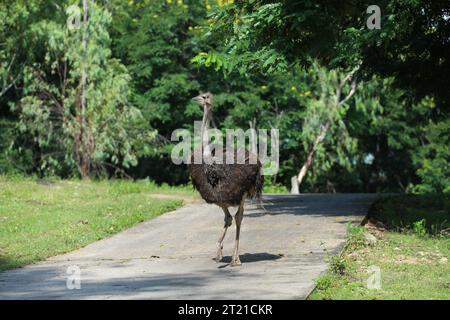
(187, 146, 263, 207)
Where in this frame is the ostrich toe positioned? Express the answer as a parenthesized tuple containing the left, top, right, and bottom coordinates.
(230, 255, 242, 266)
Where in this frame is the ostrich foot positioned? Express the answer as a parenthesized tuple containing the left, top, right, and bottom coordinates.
(216, 247, 223, 262)
(230, 255, 242, 266)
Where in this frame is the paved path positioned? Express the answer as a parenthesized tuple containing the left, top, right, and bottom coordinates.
(0, 194, 378, 300)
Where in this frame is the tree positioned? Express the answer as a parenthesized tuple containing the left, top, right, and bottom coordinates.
(0, 54, 19, 100)
(197, 0, 450, 193)
(414, 118, 450, 194)
(0, 1, 28, 103)
(15, 3, 152, 178)
(290, 64, 358, 193)
(202, 0, 450, 109)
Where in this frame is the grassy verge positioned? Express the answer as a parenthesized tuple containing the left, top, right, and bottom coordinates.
(309, 195, 450, 300)
(0, 176, 196, 271)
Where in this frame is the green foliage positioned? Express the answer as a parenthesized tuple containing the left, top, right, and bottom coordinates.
(14, 3, 153, 177)
(314, 274, 333, 291)
(328, 255, 348, 276)
(297, 63, 359, 180)
(0, 119, 12, 166)
(0, 1, 29, 102)
(347, 224, 367, 250)
(202, 0, 450, 194)
(369, 195, 450, 237)
(0, 1, 448, 193)
(413, 219, 427, 238)
(413, 118, 450, 194)
(262, 178, 289, 194)
(108, 1, 210, 183)
(110, 0, 204, 136)
(0, 119, 17, 173)
(205, 0, 450, 109)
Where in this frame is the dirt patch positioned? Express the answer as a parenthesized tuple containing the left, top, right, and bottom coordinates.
(393, 255, 425, 264)
(378, 251, 446, 265)
(363, 217, 386, 239)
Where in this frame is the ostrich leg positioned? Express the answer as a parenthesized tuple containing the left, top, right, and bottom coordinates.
(216, 207, 232, 262)
(231, 198, 245, 266)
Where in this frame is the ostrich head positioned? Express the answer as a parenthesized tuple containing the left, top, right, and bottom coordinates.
(192, 92, 212, 109)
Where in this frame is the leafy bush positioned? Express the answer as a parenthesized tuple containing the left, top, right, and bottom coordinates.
(369, 195, 450, 237)
(314, 274, 333, 291)
(413, 118, 450, 195)
(328, 256, 347, 275)
(262, 178, 289, 193)
(346, 223, 366, 249)
(0, 119, 15, 173)
(413, 219, 427, 237)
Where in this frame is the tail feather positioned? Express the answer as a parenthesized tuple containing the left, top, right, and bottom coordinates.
(254, 166, 270, 213)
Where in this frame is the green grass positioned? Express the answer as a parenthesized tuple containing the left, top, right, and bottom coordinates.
(309, 195, 450, 300)
(0, 176, 196, 271)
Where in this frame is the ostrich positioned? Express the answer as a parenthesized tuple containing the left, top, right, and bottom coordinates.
(188, 92, 263, 266)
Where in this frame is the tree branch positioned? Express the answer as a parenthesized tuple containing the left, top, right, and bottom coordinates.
(1, 54, 20, 98)
(338, 76, 357, 107)
(336, 65, 359, 106)
(291, 64, 360, 194)
(0, 74, 20, 98)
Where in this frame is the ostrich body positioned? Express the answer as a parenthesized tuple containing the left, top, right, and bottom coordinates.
(187, 92, 263, 266)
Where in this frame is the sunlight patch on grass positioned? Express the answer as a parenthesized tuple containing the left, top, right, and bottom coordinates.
(0, 177, 189, 271)
(309, 195, 450, 300)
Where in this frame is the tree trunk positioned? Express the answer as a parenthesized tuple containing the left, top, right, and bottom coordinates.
(290, 123, 329, 194)
(78, 0, 89, 179)
(290, 150, 315, 194)
(80, 158, 90, 180)
(290, 66, 359, 194)
(290, 176, 299, 194)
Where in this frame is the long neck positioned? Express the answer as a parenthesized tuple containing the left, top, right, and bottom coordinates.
(201, 104, 211, 158)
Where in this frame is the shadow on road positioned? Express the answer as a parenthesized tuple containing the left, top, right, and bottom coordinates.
(245, 194, 379, 219)
(215, 252, 283, 268)
(0, 264, 261, 300)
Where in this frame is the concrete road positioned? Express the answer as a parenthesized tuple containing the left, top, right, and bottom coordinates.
(0, 194, 378, 300)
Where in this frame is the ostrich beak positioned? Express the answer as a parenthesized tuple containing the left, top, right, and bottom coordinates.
(191, 95, 203, 104)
